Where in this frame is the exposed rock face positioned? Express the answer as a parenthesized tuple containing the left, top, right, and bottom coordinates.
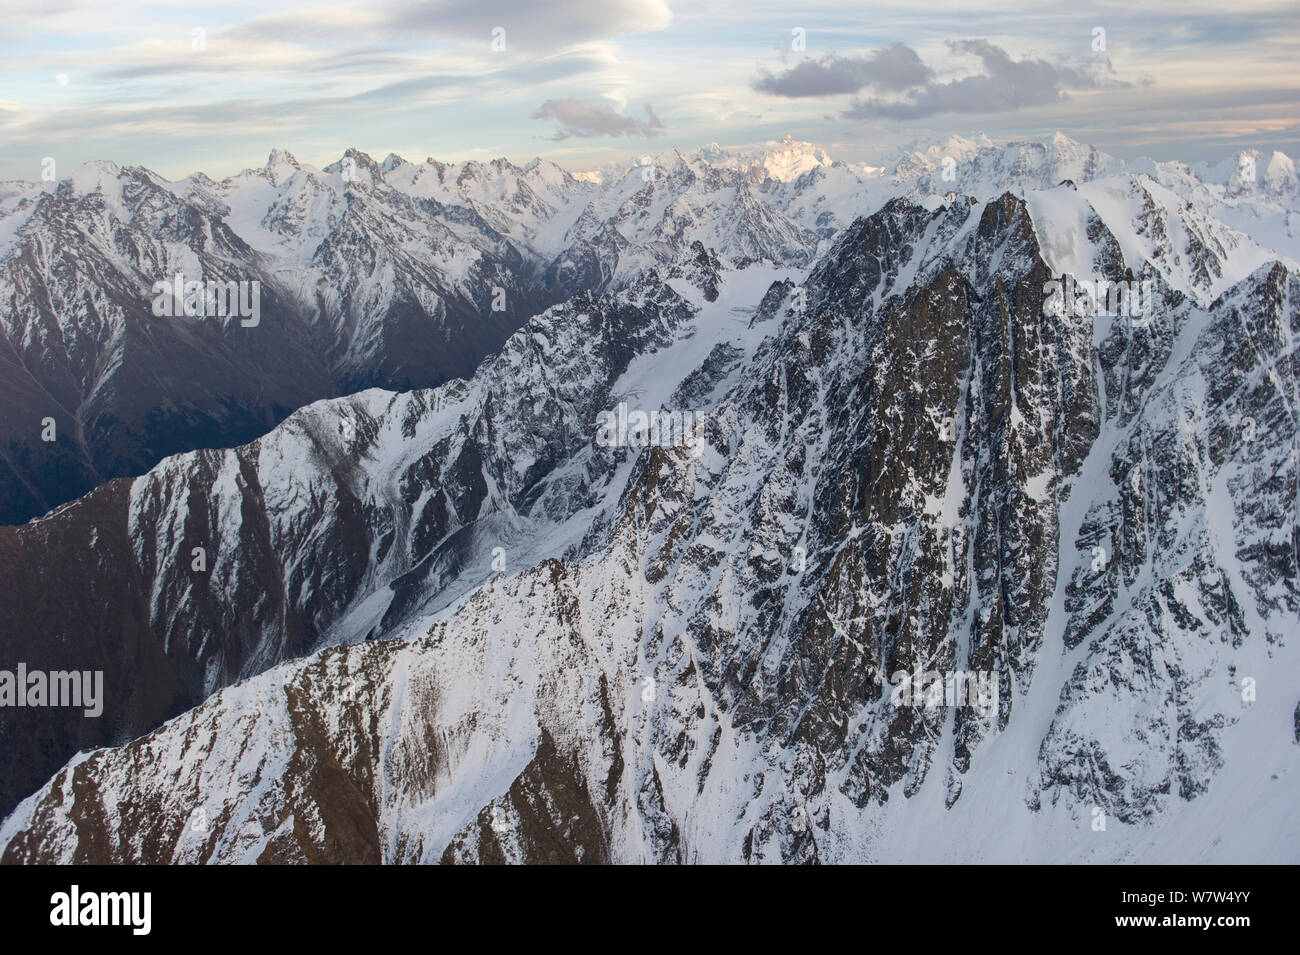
(0, 272, 697, 817)
(3, 186, 1294, 863)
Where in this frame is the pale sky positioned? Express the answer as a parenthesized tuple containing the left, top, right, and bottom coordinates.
(1, 0, 1298, 181)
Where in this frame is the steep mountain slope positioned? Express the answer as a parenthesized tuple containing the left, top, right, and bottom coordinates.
(192, 148, 563, 392)
(1138, 148, 1300, 264)
(4, 189, 1294, 863)
(0, 144, 826, 526)
(895, 132, 1124, 197)
(0, 253, 790, 819)
(551, 148, 819, 294)
(0, 152, 561, 525)
(0, 163, 333, 525)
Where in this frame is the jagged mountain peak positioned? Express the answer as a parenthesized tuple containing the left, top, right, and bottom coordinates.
(647, 146, 692, 174)
(266, 147, 299, 168)
(68, 159, 125, 195)
(694, 134, 834, 183)
(337, 146, 381, 177)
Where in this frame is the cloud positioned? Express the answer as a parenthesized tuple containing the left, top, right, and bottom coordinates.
(842, 40, 1131, 120)
(752, 44, 933, 97)
(245, 0, 673, 54)
(752, 40, 1134, 120)
(531, 98, 664, 140)
(22, 1, 670, 87)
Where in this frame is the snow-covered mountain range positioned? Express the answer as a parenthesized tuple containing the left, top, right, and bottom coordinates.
(2, 132, 1295, 526)
(0, 133, 1296, 863)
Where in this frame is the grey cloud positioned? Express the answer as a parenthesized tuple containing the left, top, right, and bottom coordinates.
(531, 99, 664, 140)
(843, 39, 1131, 120)
(1056, 54, 1132, 92)
(752, 43, 934, 98)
